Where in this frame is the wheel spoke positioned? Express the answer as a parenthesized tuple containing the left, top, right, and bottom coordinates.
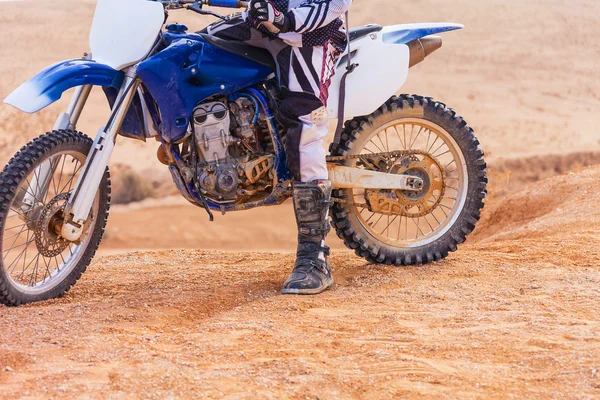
(362, 146, 376, 154)
(42, 254, 52, 283)
(414, 217, 426, 239)
(427, 135, 439, 153)
(423, 215, 435, 233)
(9, 237, 34, 277)
(381, 215, 398, 236)
(384, 129, 390, 152)
(430, 211, 442, 226)
(393, 126, 405, 149)
(56, 154, 67, 194)
(409, 126, 424, 149)
(376, 133, 387, 151)
(20, 230, 32, 281)
(60, 160, 82, 194)
(434, 149, 451, 158)
(3, 223, 28, 232)
(3, 224, 28, 256)
(368, 138, 385, 153)
(370, 213, 385, 229)
(22, 178, 44, 205)
(431, 142, 446, 157)
(364, 212, 377, 224)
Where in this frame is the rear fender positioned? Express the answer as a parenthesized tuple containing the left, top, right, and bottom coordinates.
(3, 59, 123, 113)
(327, 23, 463, 118)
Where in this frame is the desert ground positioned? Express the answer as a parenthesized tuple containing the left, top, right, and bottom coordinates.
(0, 0, 599, 398)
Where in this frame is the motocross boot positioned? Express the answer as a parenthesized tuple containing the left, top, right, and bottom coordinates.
(281, 180, 334, 295)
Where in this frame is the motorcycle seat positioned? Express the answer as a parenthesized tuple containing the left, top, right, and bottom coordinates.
(199, 24, 383, 73)
(349, 24, 383, 42)
(199, 33, 277, 71)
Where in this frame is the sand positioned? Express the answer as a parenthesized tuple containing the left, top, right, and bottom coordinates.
(2, 166, 600, 398)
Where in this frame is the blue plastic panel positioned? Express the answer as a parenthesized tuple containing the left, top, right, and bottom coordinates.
(137, 32, 272, 142)
(208, 0, 240, 7)
(382, 23, 464, 45)
(4, 59, 123, 113)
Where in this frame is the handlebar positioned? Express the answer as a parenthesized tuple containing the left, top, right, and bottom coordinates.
(204, 0, 248, 8)
(156, 0, 248, 9)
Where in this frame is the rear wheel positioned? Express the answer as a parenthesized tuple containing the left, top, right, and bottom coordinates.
(330, 95, 487, 265)
(0, 130, 111, 306)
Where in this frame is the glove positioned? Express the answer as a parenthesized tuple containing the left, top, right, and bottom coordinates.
(247, 0, 293, 34)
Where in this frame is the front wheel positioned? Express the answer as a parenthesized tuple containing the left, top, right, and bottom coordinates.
(330, 95, 487, 265)
(0, 130, 111, 306)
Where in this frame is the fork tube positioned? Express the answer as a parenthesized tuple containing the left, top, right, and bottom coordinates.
(62, 68, 139, 240)
(66, 84, 92, 130)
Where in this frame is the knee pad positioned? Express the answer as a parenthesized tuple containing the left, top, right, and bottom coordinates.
(310, 106, 329, 127)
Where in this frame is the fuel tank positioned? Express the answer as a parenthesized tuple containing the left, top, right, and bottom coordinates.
(137, 31, 272, 143)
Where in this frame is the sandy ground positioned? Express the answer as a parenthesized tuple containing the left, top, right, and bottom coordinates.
(1, 0, 600, 398)
(2, 166, 600, 398)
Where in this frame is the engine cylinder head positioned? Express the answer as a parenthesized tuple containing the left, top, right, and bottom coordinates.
(193, 101, 233, 163)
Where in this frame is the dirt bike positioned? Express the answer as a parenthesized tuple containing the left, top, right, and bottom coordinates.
(0, 0, 486, 305)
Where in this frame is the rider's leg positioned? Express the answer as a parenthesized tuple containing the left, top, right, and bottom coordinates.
(277, 93, 333, 295)
(277, 44, 338, 295)
(208, 17, 337, 294)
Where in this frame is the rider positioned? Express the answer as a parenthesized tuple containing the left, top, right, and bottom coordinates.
(207, 0, 353, 295)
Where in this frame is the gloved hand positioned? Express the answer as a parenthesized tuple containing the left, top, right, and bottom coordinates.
(247, 0, 293, 34)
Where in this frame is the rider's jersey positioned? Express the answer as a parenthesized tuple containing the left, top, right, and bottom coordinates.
(247, 0, 352, 51)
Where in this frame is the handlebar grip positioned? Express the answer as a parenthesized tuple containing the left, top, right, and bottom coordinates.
(205, 0, 248, 8)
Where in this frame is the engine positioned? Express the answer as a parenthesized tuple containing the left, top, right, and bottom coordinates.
(190, 99, 274, 204)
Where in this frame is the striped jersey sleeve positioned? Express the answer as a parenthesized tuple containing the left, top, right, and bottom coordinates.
(289, 0, 352, 34)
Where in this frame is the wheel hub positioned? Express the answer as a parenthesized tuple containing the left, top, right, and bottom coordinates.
(365, 152, 446, 217)
(34, 193, 72, 257)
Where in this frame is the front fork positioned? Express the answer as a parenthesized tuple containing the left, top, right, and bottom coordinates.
(57, 66, 139, 241)
(19, 86, 93, 216)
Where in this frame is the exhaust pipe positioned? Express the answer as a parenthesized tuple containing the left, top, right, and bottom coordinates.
(408, 36, 443, 68)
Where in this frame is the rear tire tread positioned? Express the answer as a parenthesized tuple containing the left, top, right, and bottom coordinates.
(330, 95, 487, 266)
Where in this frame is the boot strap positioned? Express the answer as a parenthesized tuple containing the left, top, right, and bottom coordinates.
(299, 226, 331, 236)
(297, 242, 331, 257)
(319, 199, 334, 208)
(294, 257, 330, 275)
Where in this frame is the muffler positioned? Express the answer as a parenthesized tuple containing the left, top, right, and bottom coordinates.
(408, 36, 443, 68)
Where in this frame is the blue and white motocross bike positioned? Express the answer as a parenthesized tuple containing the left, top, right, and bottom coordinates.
(0, 0, 486, 305)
